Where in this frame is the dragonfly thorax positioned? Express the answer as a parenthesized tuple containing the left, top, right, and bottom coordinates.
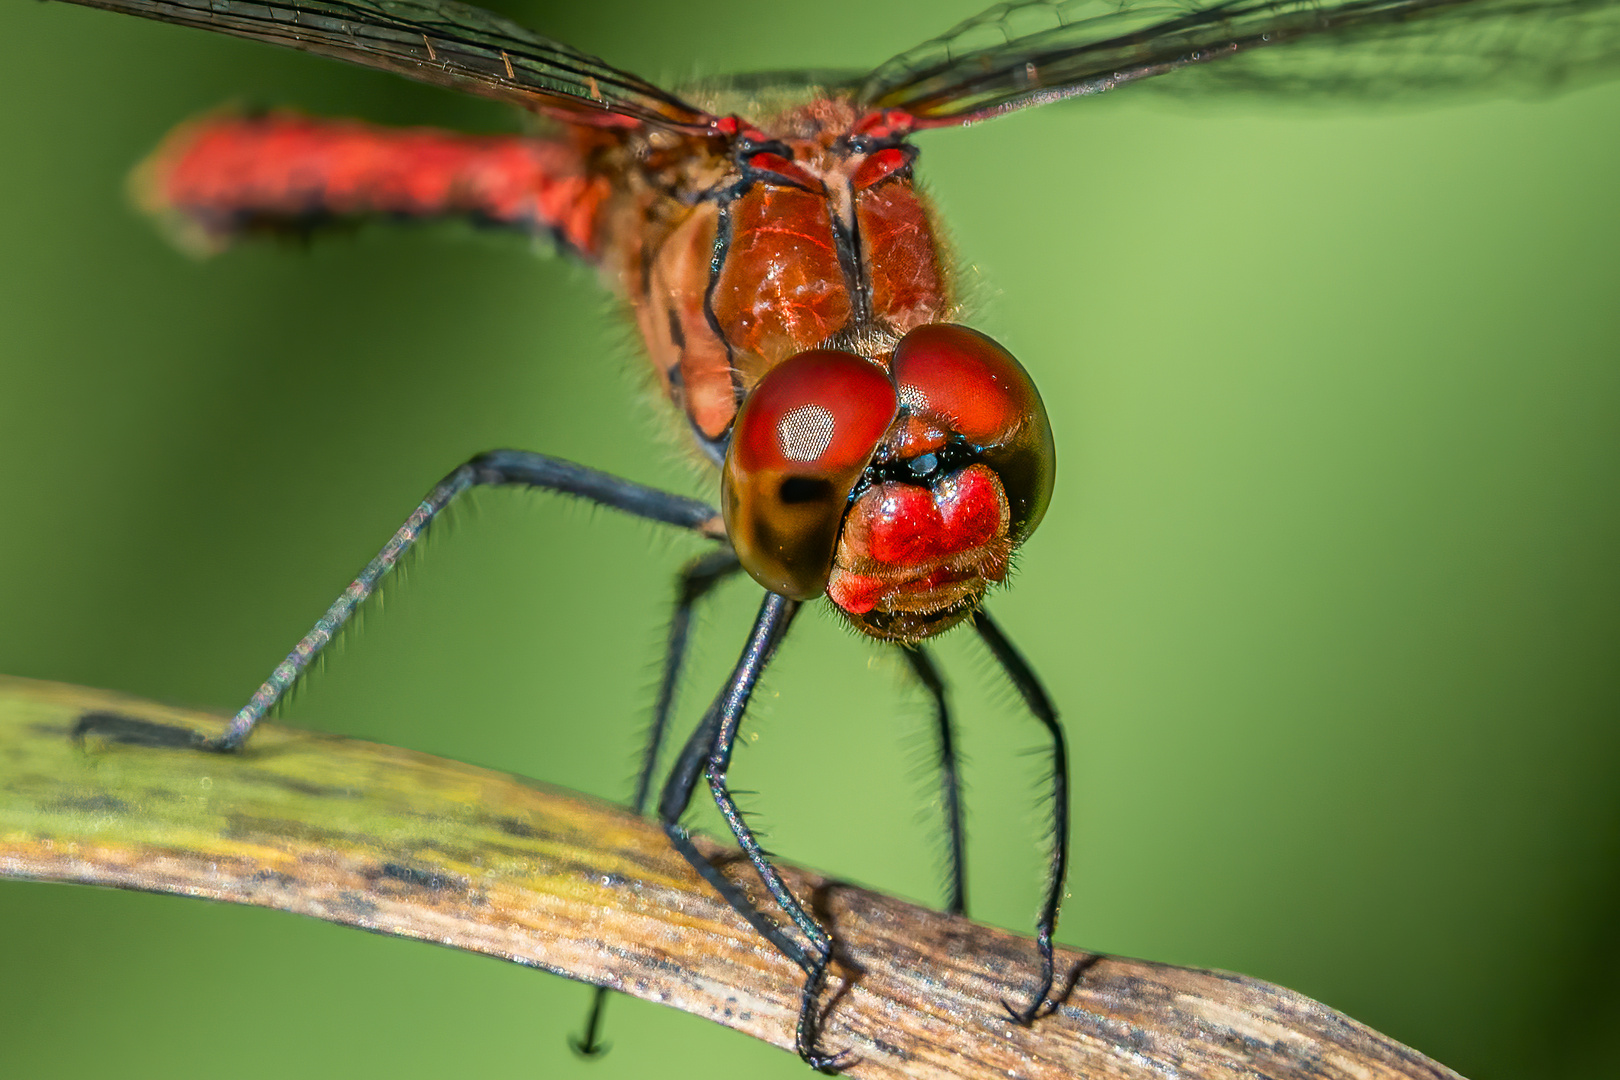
(611, 101, 950, 452)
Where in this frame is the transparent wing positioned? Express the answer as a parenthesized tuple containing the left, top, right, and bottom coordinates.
(58, 0, 717, 132)
(857, 0, 1620, 126)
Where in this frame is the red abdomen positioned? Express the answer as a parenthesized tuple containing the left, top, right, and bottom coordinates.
(138, 112, 610, 256)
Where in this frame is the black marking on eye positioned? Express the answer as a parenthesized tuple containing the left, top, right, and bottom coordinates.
(779, 476, 836, 505)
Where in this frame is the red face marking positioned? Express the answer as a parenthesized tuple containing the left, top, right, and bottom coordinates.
(846, 467, 1003, 567)
(826, 571, 885, 615)
(862, 484, 940, 565)
(828, 465, 1011, 630)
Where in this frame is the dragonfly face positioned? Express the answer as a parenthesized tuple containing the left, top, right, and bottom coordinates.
(723, 325, 1054, 640)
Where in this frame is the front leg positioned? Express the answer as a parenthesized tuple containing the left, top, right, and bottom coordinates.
(656, 593, 848, 1071)
(206, 449, 723, 751)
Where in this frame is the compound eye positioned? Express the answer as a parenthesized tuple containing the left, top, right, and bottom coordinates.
(724, 349, 899, 598)
(891, 324, 1055, 541)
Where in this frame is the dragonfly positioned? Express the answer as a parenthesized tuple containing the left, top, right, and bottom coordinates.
(40, 0, 1620, 1070)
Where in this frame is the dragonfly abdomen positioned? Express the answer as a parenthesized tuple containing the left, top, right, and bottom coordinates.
(137, 111, 611, 257)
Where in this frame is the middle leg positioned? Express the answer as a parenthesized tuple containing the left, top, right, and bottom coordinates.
(656, 593, 847, 1070)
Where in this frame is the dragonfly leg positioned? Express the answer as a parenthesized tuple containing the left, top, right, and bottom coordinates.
(631, 549, 744, 816)
(901, 645, 967, 916)
(657, 598, 805, 962)
(200, 448, 724, 752)
(973, 609, 1068, 1025)
(658, 594, 849, 1071)
(571, 547, 740, 1057)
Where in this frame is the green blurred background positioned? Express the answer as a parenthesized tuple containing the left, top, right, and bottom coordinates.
(2, 1, 1617, 1077)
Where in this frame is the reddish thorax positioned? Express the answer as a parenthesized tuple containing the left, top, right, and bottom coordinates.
(605, 97, 950, 446)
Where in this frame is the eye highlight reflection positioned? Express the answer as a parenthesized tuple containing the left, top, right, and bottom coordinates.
(776, 403, 837, 462)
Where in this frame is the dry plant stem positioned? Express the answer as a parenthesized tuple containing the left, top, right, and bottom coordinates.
(0, 675, 1462, 1080)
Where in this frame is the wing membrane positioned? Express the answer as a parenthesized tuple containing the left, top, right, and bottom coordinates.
(857, 0, 1620, 125)
(57, 0, 716, 132)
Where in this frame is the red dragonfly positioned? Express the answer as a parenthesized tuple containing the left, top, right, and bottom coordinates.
(45, 0, 1620, 1069)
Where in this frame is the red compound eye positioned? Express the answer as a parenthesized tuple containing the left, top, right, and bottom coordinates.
(891, 324, 1055, 541)
(724, 349, 899, 599)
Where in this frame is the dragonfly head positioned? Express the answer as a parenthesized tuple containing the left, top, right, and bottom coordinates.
(721, 324, 1055, 642)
